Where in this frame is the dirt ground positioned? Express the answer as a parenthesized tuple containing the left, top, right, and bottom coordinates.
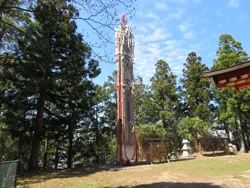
(18, 153, 250, 188)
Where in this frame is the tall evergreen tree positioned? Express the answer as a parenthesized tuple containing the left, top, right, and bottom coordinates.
(134, 76, 157, 125)
(0, 0, 100, 170)
(150, 60, 179, 127)
(150, 59, 181, 151)
(212, 34, 248, 71)
(101, 71, 118, 135)
(181, 52, 211, 121)
(178, 52, 213, 141)
(212, 34, 249, 153)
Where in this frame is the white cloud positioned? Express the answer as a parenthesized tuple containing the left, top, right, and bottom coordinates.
(178, 19, 193, 30)
(207, 52, 214, 58)
(145, 28, 172, 42)
(138, 28, 172, 43)
(147, 22, 158, 30)
(146, 12, 161, 21)
(134, 36, 194, 83)
(188, 42, 204, 51)
(135, 22, 172, 43)
(165, 39, 178, 45)
(177, 20, 198, 40)
(228, 0, 240, 8)
(184, 31, 195, 39)
(168, 8, 186, 20)
(132, 15, 206, 83)
(178, 24, 188, 32)
(155, 2, 168, 11)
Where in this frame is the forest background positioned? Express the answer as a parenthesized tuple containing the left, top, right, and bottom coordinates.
(0, 0, 250, 171)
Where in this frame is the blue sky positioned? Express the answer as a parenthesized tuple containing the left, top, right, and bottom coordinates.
(78, 0, 250, 85)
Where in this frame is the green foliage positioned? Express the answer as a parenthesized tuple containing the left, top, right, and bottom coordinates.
(134, 76, 157, 125)
(0, 0, 138, 170)
(107, 135, 117, 162)
(0, 121, 18, 162)
(136, 123, 167, 148)
(150, 59, 179, 128)
(101, 71, 117, 135)
(150, 59, 181, 151)
(212, 34, 249, 71)
(178, 117, 209, 140)
(212, 34, 249, 152)
(0, 0, 101, 170)
(2, 0, 250, 171)
(180, 52, 212, 123)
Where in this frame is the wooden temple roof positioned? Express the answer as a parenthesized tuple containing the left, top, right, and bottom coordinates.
(204, 60, 250, 91)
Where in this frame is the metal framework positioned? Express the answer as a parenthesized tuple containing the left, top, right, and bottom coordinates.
(115, 14, 138, 165)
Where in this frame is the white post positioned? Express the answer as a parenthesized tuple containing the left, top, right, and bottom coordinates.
(182, 139, 191, 158)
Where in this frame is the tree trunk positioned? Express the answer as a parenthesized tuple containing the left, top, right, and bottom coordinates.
(95, 107, 99, 164)
(242, 123, 249, 153)
(246, 133, 250, 149)
(43, 133, 48, 170)
(224, 124, 230, 142)
(67, 123, 73, 168)
(95, 124, 99, 164)
(237, 118, 246, 153)
(28, 90, 45, 171)
(55, 139, 59, 170)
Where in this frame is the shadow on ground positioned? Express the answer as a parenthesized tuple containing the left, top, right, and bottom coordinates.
(17, 158, 195, 186)
(202, 151, 236, 157)
(165, 157, 195, 163)
(117, 182, 221, 188)
(17, 167, 111, 186)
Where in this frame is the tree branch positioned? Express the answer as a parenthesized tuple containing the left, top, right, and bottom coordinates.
(0, 19, 23, 33)
(1, 6, 34, 13)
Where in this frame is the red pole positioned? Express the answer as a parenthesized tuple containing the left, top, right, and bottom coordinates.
(118, 36, 123, 165)
(119, 119, 122, 165)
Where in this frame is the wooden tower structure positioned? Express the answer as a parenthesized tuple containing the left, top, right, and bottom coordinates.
(115, 14, 138, 165)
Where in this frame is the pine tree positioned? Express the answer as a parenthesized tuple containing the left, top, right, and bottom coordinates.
(101, 71, 118, 135)
(212, 34, 248, 71)
(179, 52, 213, 140)
(150, 59, 181, 151)
(134, 76, 158, 125)
(181, 52, 211, 120)
(150, 60, 179, 127)
(1, 0, 100, 170)
(212, 34, 249, 153)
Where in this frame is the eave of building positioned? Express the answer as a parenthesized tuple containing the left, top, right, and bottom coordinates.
(203, 60, 250, 91)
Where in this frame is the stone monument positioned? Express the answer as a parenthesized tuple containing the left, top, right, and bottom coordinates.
(182, 139, 191, 157)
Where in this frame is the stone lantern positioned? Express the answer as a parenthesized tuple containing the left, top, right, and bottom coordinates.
(182, 139, 191, 157)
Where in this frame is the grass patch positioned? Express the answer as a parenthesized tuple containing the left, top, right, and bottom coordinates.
(164, 155, 250, 176)
(17, 153, 250, 188)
